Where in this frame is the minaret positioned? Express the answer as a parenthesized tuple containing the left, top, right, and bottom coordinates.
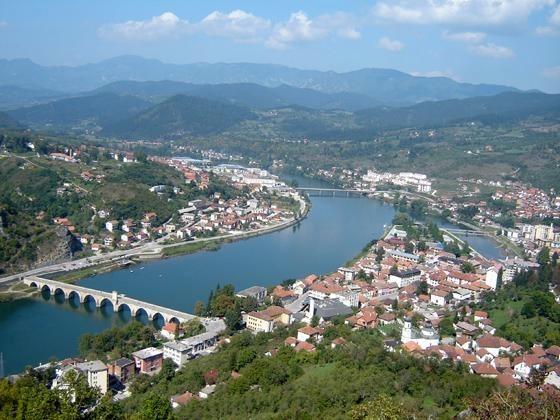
(401, 317, 413, 341)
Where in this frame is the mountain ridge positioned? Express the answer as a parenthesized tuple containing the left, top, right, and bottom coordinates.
(0, 55, 521, 105)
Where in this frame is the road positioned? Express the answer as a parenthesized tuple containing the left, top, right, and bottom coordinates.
(0, 197, 308, 286)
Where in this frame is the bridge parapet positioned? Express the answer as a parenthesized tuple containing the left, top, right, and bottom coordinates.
(23, 276, 199, 324)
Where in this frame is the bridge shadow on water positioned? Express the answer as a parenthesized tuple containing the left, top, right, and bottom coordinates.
(38, 289, 164, 328)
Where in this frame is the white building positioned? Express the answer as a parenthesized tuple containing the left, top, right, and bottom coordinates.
(401, 318, 440, 350)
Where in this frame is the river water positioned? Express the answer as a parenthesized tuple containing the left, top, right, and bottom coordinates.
(0, 176, 504, 375)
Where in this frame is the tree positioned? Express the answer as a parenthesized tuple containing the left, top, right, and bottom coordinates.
(375, 247, 385, 263)
(350, 394, 406, 420)
(404, 242, 414, 254)
(461, 262, 475, 273)
(496, 268, 503, 290)
(137, 392, 173, 420)
(194, 301, 206, 317)
(417, 240, 427, 252)
(537, 247, 550, 266)
(311, 315, 319, 327)
(225, 303, 242, 331)
(416, 280, 428, 296)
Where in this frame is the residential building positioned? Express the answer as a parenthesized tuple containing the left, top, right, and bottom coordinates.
(246, 306, 292, 333)
(131, 347, 163, 375)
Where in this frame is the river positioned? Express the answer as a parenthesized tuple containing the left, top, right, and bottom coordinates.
(0, 176, 505, 376)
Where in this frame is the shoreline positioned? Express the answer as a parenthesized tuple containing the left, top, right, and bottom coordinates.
(0, 197, 310, 302)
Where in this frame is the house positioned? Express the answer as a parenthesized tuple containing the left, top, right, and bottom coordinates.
(331, 337, 347, 349)
(338, 267, 357, 281)
(294, 341, 316, 353)
(356, 309, 378, 329)
(170, 391, 196, 409)
(161, 322, 182, 340)
(75, 360, 109, 394)
(53, 360, 109, 396)
(454, 321, 479, 337)
(131, 347, 163, 375)
(378, 312, 396, 325)
(284, 336, 298, 347)
(474, 311, 488, 321)
(108, 358, 135, 383)
(246, 306, 292, 333)
(199, 384, 216, 399)
(386, 249, 420, 263)
(430, 289, 449, 306)
(545, 366, 560, 390)
(452, 288, 472, 301)
(471, 363, 499, 378)
(297, 326, 324, 343)
(236, 286, 268, 303)
(389, 269, 421, 288)
(475, 334, 512, 357)
(513, 354, 543, 380)
(163, 341, 193, 366)
(105, 220, 118, 232)
(307, 298, 352, 324)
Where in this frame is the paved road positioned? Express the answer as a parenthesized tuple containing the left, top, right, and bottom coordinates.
(0, 198, 307, 286)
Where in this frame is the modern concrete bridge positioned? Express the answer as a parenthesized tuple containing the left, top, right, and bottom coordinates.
(23, 276, 197, 324)
(295, 187, 369, 197)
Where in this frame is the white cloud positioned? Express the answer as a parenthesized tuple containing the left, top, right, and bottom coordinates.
(470, 42, 514, 58)
(266, 11, 361, 49)
(98, 12, 190, 41)
(536, 25, 560, 35)
(543, 65, 560, 79)
(199, 10, 271, 42)
(551, 4, 560, 25)
(443, 31, 486, 43)
(373, 0, 554, 27)
(410, 69, 460, 80)
(378, 36, 405, 51)
(99, 10, 361, 48)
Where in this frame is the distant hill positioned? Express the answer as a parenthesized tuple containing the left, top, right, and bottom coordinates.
(0, 111, 21, 129)
(356, 92, 560, 130)
(7, 93, 152, 128)
(0, 56, 520, 105)
(102, 95, 254, 138)
(92, 80, 379, 111)
(0, 85, 66, 110)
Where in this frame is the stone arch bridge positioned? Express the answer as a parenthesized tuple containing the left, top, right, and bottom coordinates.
(24, 276, 197, 324)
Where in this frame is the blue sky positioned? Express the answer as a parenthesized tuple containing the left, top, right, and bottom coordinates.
(1, 0, 559, 92)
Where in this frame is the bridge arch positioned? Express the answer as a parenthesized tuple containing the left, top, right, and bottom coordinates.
(40, 284, 52, 294)
(116, 302, 132, 314)
(149, 311, 164, 322)
(68, 290, 82, 302)
(53, 287, 66, 298)
(98, 297, 114, 310)
(168, 316, 180, 325)
(82, 294, 97, 306)
(28, 281, 39, 289)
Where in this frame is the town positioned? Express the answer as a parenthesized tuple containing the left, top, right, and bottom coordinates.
(16, 215, 559, 410)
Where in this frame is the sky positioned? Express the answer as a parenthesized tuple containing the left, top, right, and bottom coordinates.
(1, 0, 559, 92)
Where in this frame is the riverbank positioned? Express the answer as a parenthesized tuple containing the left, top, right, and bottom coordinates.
(0, 197, 310, 302)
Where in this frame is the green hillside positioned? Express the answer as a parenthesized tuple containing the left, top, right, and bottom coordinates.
(102, 95, 255, 139)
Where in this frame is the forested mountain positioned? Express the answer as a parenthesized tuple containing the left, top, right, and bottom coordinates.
(102, 95, 254, 138)
(0, 56, 519, 104)
(7, 93, 152, 128)
(0, 85, 66, 110)
(356, 92, 560, 130)
(0, 111, 21, 129)
(92, 80, 379, 111)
